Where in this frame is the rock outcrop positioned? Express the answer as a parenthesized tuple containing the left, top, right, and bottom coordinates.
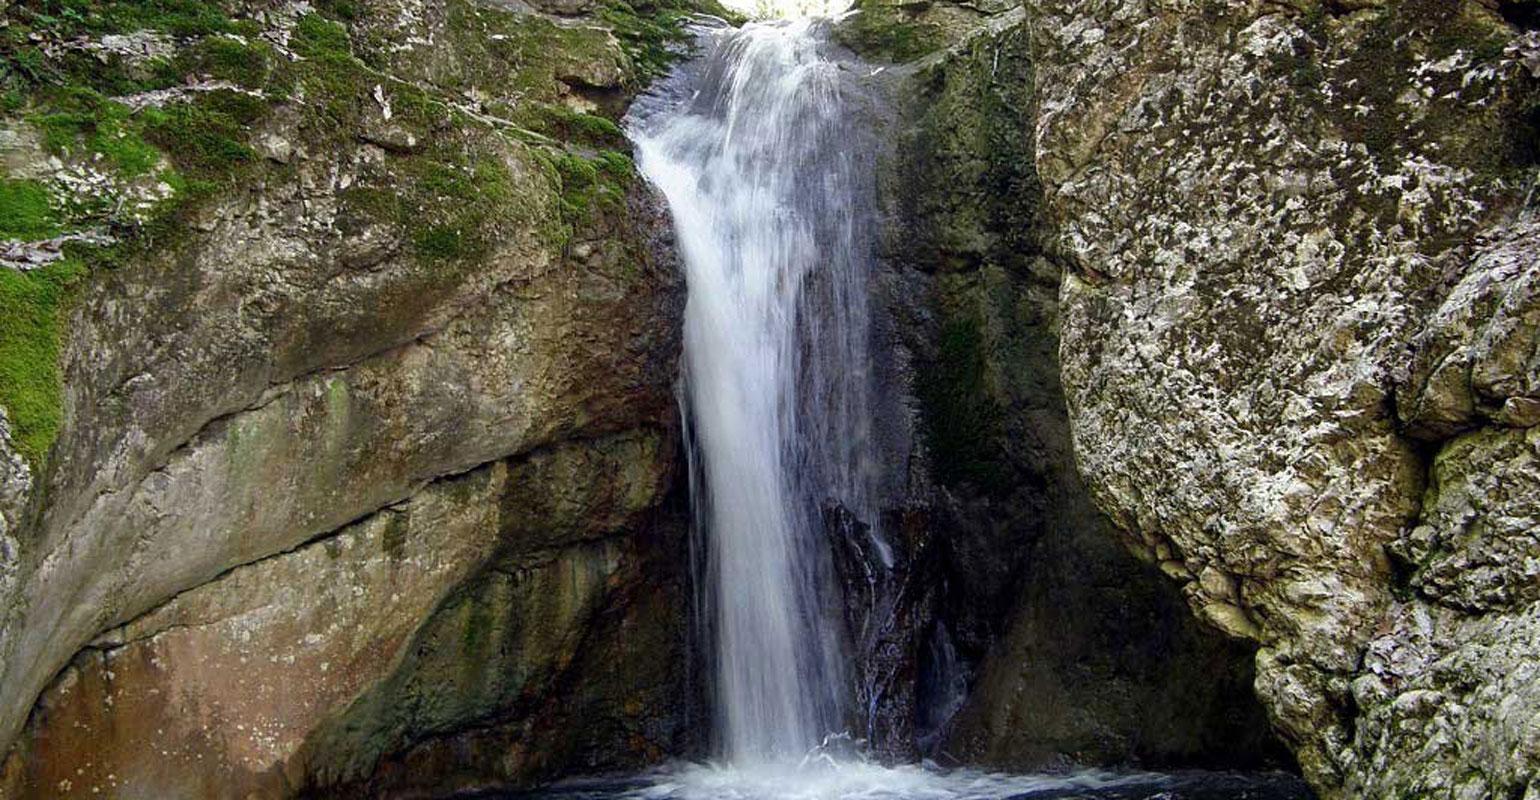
(1029, 0, 1540, 795)
(0, 0, 701, 794)
(845, 2, 1293, 771)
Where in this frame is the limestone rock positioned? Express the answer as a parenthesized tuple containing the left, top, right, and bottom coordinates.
(0, 432, 687, 798)
(861, 9, 1288, 770)
(0, 0, 695, 793)
(1030, 0, 1540, 794)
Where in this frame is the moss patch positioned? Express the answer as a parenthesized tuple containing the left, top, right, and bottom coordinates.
(598, 0, 729, 80)
(30, 88, 160, 177)
(525, 104, 628, 149)
(835, 0, 946, 63)
(139, 91, 260, 182)
(542, 148, 634, 231)
(1, 0, 251, 102)
(0, 259, 87, 466)
(168, 35, 276, 90)
(0, 179, 62, 240)
(916, 312, 1006, 493)
(408, 150, 519, 261)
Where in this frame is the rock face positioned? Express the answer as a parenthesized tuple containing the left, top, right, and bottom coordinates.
(847, 3, 1291, 771)
(1028, 0, 1540, 795)
(0, 0, 700, 794)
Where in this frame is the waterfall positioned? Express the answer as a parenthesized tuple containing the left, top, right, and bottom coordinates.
(628, 11, 885, 764)
(616, 11, 1316, 800)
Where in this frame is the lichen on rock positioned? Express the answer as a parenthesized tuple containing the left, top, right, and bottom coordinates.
(1029, 0, 1540, 794)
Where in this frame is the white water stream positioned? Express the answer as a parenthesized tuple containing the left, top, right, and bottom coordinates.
(630, 8, 884, 764)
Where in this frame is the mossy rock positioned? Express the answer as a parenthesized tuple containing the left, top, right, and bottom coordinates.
(0, 180, 61, 240)
(835, 0, 947, 63)
(916, 308, 1008, 493)
(0, 260, 87, 468)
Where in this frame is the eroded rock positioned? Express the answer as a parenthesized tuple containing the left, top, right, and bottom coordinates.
(1031, 0, 1540, 794)
(0, 0, 696, 793)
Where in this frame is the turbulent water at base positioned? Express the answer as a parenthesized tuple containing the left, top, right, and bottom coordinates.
(629, 13, 887, 763)
(501, 763, 1312, 800)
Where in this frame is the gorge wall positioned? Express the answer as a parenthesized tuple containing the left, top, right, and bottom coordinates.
(842, 0, 1290, 771)
(843, 0, 1540, 795)
(0, 0, 703, 795)
(1031, 0, 1540, 797)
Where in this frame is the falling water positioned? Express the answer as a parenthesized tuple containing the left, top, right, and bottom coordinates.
(612, 9, 1317, 800)
(628, 7, 886, 764)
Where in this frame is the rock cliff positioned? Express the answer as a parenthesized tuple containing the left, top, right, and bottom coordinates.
(0, 0, 702, 794)
(842, 1, 1292, 772)
(846, 0, 1540, 794)
(1031, 0, 1540, 796)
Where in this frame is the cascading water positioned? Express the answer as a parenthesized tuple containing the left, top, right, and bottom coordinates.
(629, 7, 886, 765)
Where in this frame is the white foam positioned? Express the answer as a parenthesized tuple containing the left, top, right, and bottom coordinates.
(621, 760, 1157, 800)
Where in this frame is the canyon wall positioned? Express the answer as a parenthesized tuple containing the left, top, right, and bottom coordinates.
(1030, 0, 1540, 796)
(844, 0, 1293, 771)
(847, 0, 1540, 795)
(0, 0, 702, 795)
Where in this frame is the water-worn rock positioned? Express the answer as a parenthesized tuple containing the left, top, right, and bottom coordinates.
(857, 6, 1289, 770)
(1029, 0, 1540, 794)
(0, 411, 27, 633)
(0, 432, 686, 798)
(0, 0, 697, 793)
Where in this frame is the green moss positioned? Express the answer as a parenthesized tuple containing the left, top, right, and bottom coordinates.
(292, 13, 353, 59)
(917, 313, 1006, 493)
(389, 83, 454, 134)
(834, 0, 945, 63)
(314, 0, 365, 22)
(1, 0, 243, 102)
(30, 88, 160, 177)
(284, 14, 369, 130)
(0, 180, 61, 240)
(524, 104, 627, 148)
(140, 91, 260, 181)
(403, 149, 520, 261)
(8, 0, 233, 39)
(596, 0, 692, 80)
(334, 130, 548, 267)
(0, 258, 87, 467)
(176, 36, 275, 89)
(0, 44, 57, 94)
(543, 148, 633, 230)
(413, 225, 466, 259)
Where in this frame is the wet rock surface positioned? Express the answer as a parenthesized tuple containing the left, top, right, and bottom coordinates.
(0, 0, 702, 794)
(846, 5, 1292, 773)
